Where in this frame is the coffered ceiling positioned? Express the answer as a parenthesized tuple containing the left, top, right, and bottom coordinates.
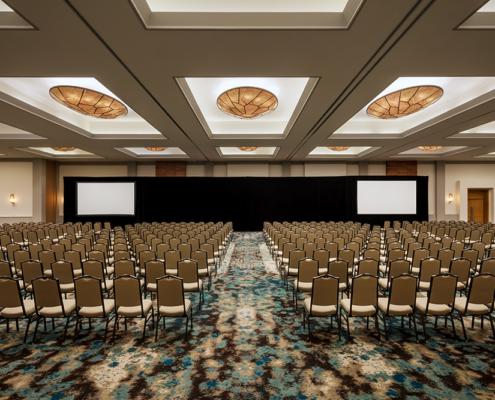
(0, 0, 495, 162)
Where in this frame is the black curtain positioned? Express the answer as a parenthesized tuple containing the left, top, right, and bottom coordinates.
(64, 176, 428, 231)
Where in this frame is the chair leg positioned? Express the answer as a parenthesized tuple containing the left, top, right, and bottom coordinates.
(420, 313, 428, 341)
(142, 316, 147, 342)
(16, 319, 19, 332)
(33, 317, 41, 344)
(103, 316, 111, 343)
(337, 312, 342, 341)
(185, 315, 189, 340)
(112, 316, 118, 342)
(450, 315, 457, 341)
(382, 313, 388, 341)
(63, 314, 72, 342)
(125, 317, 127, 331)
(434, 316, 438, 328)
(472, 315, 475, 329)
(155, 315, 160, 342)
(411, 314, 419, 343)
(23, 315, 33, 344)
(488, 314, 495, 338)
(458, 311, 467, 342)
(74, 316, 80, 343)
(374, 315, 381, 341)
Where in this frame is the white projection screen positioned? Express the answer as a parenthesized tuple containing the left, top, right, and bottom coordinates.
(77, 182, 135, 216)
(357, 181, 417, 215)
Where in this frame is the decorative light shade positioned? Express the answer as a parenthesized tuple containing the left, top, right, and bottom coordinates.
(328, 146, 350, 152)
(10, 194, 15, 204)
(418, 146, 443, 151)
(145, 147, 168, 152)
(367, 86, 443, 119)
(51, 147, 77, 152)
(217, 87, 278, 120)
(49, 86, 128, 119)
(237, 147, 259, 152)
(448, 193, 453, 203)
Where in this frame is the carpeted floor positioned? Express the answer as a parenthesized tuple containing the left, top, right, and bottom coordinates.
(1, 232, 495, 399)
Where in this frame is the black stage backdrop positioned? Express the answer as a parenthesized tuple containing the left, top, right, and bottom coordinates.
(64, 176, 428, 231)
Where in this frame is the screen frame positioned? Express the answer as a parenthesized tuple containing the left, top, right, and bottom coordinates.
(75, 181, 137, 217)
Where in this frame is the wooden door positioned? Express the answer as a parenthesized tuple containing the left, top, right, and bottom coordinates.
(467, 189, 489, 223)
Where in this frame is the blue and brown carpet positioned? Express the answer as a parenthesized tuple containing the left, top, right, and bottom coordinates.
(1, 233, 495, 399)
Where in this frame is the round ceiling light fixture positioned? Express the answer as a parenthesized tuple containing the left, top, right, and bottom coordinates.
(366, 85, 443, 119)
(145, 147, 168, 152)
(49, 86, 128, 119)
(328, 146, 350, 152)
(217, 87, 278, 120)
(51, 147, 77, 152)
(418, 146, 443, 151)
(237, 147, 259, 152)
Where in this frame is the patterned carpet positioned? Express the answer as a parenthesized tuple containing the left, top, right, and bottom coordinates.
(1, 232, 495, 399)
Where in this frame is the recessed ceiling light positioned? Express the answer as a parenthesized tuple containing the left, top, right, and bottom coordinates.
(145, 147, 168, 152)
(217, 87, 278, 120)
(328, 146, 350, 151)
(51, 147, 77, 152)
(367, 86, 443, 119)
(49, 86, 128, 119)
(237, 147, 260, 152)
(418, 146, 443, 151)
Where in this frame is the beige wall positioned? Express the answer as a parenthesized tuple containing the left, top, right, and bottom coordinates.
(58, 164, 128, 218)
(0, 161, 34, 223)
(304, 163, 346, 177)
(368, 162, 386, 176)
(227, 163, 269, 177)
(136, 163, 155, 177)
(417, 162, 436, 217)
(186, 164, 206, 177)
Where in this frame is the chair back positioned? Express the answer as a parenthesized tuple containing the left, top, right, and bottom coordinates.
(419, 257, 441, 283)
(63, 250, 82, 271)
(114, 259, 136, 277)
(356, 258, 379, 276)
(472, 242, 485, 259)
(164, 249, 181, 273)
(313, 249, 330, 273)
(29, 243, 43, 260)
(0, 277, 24, 310)
(467, 273, 495, 310)
(145, 260, 165, 286)
(389, 274, 417, 307)
(351, 274, 378, 307)
(139, 250, 156, 266)
(328, 259, 348, 285)
(303, 242, 317, 258)
(362, 248, 380, 261)
(32, 276, 63, 311)
(0, 260, 13, 277)
(288, 249, 305, 269)
(297, 258, 319, 283)
(14, 250, 30, 272)
(311, 275, 339, 309)
(114, 275, 143, 309)
(51, 243, 66, 260)
(114, 250, 132, 261)
(480, 258, 495, 274)
(51, 260, 74, 284)
(428, 274, 457, 308)
(449, 257, 470, 284)
(338, 248, 354, 268)
(177, 259, 199, 284)
(170, 237, 180, 250)
(178, 242, 192, 259)
(412, 248, 430, 268)
(21, 260, 43, 287)
(462, 249, 478, 271)
(157, 276, 186, 311)
(82, 259, 105, 281)
(191, 249, 208, 270)
(437, 248, 454, 271)
(388, 259, 410, 277)
(324, 241, 338, 258)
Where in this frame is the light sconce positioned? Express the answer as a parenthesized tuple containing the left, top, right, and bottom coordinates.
(448, 193, 453, 203)
(10, 194, 15, 204)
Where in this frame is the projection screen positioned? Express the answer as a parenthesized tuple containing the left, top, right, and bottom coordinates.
(357, 180, 417, 215)
(77, 182, 135, 216)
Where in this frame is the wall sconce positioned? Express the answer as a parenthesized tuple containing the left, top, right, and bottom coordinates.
(10, 194, 15, 204)
(448, 193, 453, 203)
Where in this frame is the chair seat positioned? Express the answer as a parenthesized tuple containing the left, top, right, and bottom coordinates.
(280, 257, 289, 265)
(146, 283, 157, 292)
(207, 258, 217, 265)
(105, 267, 115, 275)
(284, 265, 298, 276)
(440, 268, 449, 273)
(418, 282, 430, 291)
(59, 283, 75, 293)
(198, 267, 212, 276)
(379, 256, 387, 263)
(102, 280, 114, 291)
(165, 269, 178, 276)
(338, 282, 347, 291)
(318, 268, 328, 275)
(293, 279, 312, 291)
(159, 299, 192, 317)
(416, 297, 451, 315)
(341, 298, 376, 316)
(79, 299, 114, 317)
(72, 269, 83, 277)
(378, 298, 412, 316)
(183, 280, 202, 292)
(0, 299, 35, 318)
(454, 297, 489, 315)
(378, 278, 390, 290)
(379, 265, 388, 275)
(303, 298, 337, 316)
(411, 267, 420, 275)
(39, 299, 76, 317)
(277, 251, 283, 256)
(117, 298, 152, 317)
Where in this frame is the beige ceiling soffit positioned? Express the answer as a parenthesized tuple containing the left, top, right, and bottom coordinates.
(0, 93, 165, 140)
(129, 0, 363, 30)
(14, 148, 104, 159)
(114, 148, 190, 159)
(391, 147, 480, 159)
(175, 77, 319, 140)
(215, 147, 280, 159)
(330, 88, 495, 140)
(457, 11, 495, 29)
(305, 147, 380, 159)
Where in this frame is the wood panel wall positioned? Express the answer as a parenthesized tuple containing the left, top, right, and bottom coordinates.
(156, 161, 186, 177)
(386, 161, 417, 176)
(45, 160, 57, 223)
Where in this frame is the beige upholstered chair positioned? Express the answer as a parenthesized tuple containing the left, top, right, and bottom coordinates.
(178, 259, 203, 311)
(416, 273, 458, 341)
(144, 259, 165, 298)
(378, 274, 418, 341)
(479, 258, 495, 275)
(437, 248, 455, 273)
(313, 248, 330, 275)
(328, 259, 349, 297)
(73, 276, 115, 343)
(82, 259, 113, 295)
(155, 276, 193, 342)
(164, 249, 181, 276)
(302, 274, 340, 340)
(410, 248, 430, 275)
(379, 259, 410, 292)
(51, 260, 76, 298)
(21, 260, 44, 295)
(354, 258, 379, 276)
(63, 250, 83, 277)
(340, 274, 380, 340)
(284, 249, 305, 290)
(0, 277, 36, 343)
(177, 242, 192, 260)
(417, 257, 441, 292)
(292, 258, 319, 311)
(448, 258, 471, 294)
(191, 249, 212, 290)
(31, 276, 76, 343)
(112, 275, 154, 342)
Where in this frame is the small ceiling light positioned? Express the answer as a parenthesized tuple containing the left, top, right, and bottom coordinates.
(217, 87, 278, 120)
(49, 86, 128, 119)
(418, 146, 443, 151)
(367, 86, 443, 119)
(145, 147, 168, 152)
(448, 193, 453, 203)
(237, 147, 259, 152)
(51, 147, 77, 152)
(328, 147, 350, 152)
(10, 194, 15, 204)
